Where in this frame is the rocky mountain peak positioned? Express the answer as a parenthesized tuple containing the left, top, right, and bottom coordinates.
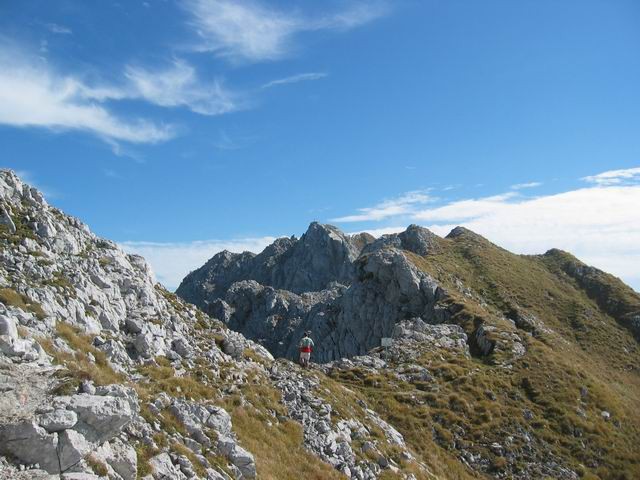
(445, 225, 480, 239)
(360, 224, 439, 257)
(397, 224, 440, 255)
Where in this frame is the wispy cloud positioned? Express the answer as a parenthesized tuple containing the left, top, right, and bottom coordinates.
(412, 192, 520, 222)
(0, 40, 246, 144)
(120, 236, 276, 290)
(331, 190, 432, 222)
(0, 46, 174, 144)
(510, 181, 541, 190)
(184, 0, 388, 62)
(124, 60, 241, 115)
(261, 72, 327, 89)
(69, 59, 241, 116)
(582, 167, 640, 186)
(45, 23, 72, 35)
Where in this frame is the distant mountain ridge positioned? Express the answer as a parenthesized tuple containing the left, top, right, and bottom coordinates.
(177, 222, 640, 363)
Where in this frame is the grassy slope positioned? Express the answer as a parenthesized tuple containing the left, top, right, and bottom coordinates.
(330, 229, 640, 480)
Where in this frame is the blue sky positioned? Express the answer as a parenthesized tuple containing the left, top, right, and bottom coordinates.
(1, 0, 639, 290)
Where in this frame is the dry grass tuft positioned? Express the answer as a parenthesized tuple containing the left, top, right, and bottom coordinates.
(0, 287, 46, 319)
(40, 321, 124, 393)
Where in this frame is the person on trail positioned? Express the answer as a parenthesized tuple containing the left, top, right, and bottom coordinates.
(299, 331, 315, 368)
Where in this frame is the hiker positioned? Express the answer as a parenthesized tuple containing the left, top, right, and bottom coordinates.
(299, 331, 315, 368)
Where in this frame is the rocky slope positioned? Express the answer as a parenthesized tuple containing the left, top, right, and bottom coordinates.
(179, 222, 640, 479)
(0, 171, 430, 480)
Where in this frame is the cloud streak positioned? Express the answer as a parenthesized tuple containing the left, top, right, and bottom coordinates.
(510, 181, 541, 190)
(124, 60, 241, 115)
(45, 23, 72, 35)
(331, 190, 432, 222)
(184, 0, 388, 62)
(261, 72, 327, 89)
(582, 167, 640, 186)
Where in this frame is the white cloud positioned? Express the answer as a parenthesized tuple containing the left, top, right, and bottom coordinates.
(124, 60, 240, 115)
(120, 236, 276, 290)
(332, 190, 432, 222)
(119, 166, 640, 292)
(510, 181, 541, 190)
(0, 41, 244, 143)
(261, 72, 327, 89)
(582, 167, 640, 186)
(45, 23, 72, 35)
(184, 0, 387, 62)
(0, 50, 174, 144)
(412, 192, 519, 222)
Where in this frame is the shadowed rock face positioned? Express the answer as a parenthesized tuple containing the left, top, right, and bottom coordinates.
(177, 222, 448, 362)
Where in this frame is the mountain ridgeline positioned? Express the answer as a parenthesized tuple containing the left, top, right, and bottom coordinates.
(1, 169, 639, 480)
(176, 222, 640, 364)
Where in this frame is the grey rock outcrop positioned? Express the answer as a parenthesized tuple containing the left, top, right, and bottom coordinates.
(362, 224, 439, 256)
(177, 222, 373, 307)
(179, 224, 450, 362)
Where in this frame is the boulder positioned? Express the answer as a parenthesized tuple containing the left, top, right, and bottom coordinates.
(57, 429, 93, 472)
(66, 394, 134, 444)
(93, 438, 137, 480)
(217, 435, 256, 479)
(0, 420, 60, 473)
(38, 409, 78, 433)
(0, 314, 18, 339)
(149, 453, 186, 479)
(172, 336, 193, 358)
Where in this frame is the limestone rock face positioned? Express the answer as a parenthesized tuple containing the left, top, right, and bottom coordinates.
(38, 409, 78, 433)
(362, 224, 439, 256)
(179, 223, 449, 362)
(65, 393, 135, 444)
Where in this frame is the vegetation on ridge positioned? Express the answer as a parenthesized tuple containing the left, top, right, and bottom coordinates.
(340, 229, 640, 480)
